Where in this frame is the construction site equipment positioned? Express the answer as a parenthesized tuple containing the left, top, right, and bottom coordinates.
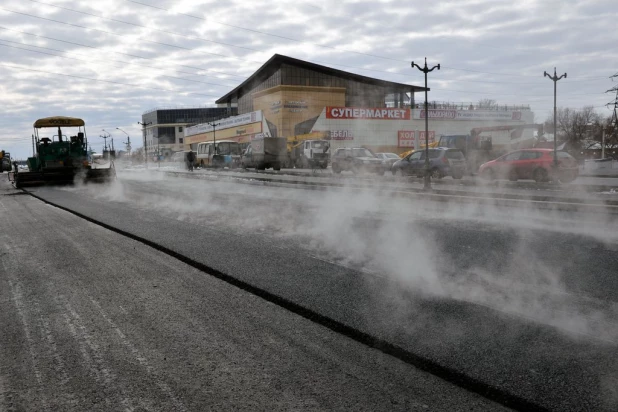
(398, 141, 440, 159)
(438, 124, 543, 173)
(8, 116, 115, 188)
(285, 131, 330, 169)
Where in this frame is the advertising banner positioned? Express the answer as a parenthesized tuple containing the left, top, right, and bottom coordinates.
(398, 131, 435, 148)
(185, 111, 263, 137)
(326, 107, 410, 120)
(415, 109, 522, 121)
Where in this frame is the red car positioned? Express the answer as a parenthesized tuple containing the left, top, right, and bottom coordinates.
(478, 149, 579, 183)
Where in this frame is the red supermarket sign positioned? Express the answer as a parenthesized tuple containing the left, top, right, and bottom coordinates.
(326, 107, 410, 120)
(398, 130, 435, 148)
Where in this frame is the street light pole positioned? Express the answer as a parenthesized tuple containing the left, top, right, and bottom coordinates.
(544, 67, 567, 182)
(412, 58, 440, 190)
(138, 121, 152, 168)
(116, 127, 131, 155)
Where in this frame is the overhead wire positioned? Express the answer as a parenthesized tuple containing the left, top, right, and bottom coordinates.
(0, 1, 611, 112)
(0, 39, 236, 88)
(0, 63, 224, 98)
(0, 26, 247, 79)
(17, 1, 610, 83)
(2, 3, 613, 88)
(124, 0, 616, 80)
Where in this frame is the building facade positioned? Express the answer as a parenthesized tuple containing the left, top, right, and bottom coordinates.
(141, 106, 237, 157)
(181, 54, 536, 154)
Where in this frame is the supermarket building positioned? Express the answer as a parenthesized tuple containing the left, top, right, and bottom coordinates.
(184, 54, 535, 153)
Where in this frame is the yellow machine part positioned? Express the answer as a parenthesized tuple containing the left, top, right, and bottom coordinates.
(286, 131, 330, 151)
(399, 141, 439, 158)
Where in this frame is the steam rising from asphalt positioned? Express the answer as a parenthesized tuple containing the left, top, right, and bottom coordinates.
(68, 165, 618, 345)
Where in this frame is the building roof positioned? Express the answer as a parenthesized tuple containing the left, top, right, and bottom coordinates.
(215, 54, 427, 104)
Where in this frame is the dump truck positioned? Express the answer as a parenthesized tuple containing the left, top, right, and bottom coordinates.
(241, 136, 287, 170)
(9, 116, 115, 188)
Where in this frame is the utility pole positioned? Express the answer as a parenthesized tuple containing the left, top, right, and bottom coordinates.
(207, 120, 221, 163)
(607, 73, 618, 156)
(207, 120, 221, 145)
(544, 67, 567, 182)
(100, 130, 110, 151)
(412, 58, 440, 191)
(138, 121, 152, 168)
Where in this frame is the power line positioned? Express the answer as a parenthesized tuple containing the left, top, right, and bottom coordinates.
(27, 0, 264, 54)
(0, 63, 223, 98)
(0, 7, 404, 79)
(0, 26, 247, 80)
(125, 0, 618, 79)
(0, 40, 235, 88)
(4, 5, 613, 86)
(124, 0, 405, 63)
(12, 1, 596, 83)
(0, 7, 264, 64)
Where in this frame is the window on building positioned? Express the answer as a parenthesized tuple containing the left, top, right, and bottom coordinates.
(178, 126, 183, 132)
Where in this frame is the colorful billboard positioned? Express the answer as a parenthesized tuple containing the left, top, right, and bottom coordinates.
(185, 111, 262, 137)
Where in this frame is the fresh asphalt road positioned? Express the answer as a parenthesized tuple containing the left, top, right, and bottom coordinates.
(0, 180, 504, 411)
(3, 171, 618, 411)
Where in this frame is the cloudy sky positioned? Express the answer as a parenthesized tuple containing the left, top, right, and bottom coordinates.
(1, 0, 616, 159)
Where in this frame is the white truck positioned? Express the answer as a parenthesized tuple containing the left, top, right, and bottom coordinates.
(288, 139, 330, 169)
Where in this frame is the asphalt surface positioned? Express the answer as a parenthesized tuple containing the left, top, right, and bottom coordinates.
(3, 171, 618, 411)
(0, 178, 504, 411)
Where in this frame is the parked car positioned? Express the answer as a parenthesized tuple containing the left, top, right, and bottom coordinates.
(478, 149, 578, 183)
(375, 152, 401, 171)
(331, 147, 384, 175)
(391, 147, 467, 179)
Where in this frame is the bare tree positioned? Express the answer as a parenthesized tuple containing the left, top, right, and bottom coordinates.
(544, 106, 601, 148)
(478, 98, 498, 109)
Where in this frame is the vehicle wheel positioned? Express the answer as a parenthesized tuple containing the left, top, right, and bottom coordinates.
(392, 168, 404, 177)
(533, 168, 549, 183)
(430, 168, 443, 179)
(320, 163, 328, 169)
(480, 169, 494, 181)
(332, 164, 341, 174)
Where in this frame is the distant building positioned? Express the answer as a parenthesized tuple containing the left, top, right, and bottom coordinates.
(141, 106, 237, 157)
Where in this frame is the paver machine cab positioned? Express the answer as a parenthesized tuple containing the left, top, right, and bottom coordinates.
(9, 116, 116, 188)
(0, 150, 11, 173)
